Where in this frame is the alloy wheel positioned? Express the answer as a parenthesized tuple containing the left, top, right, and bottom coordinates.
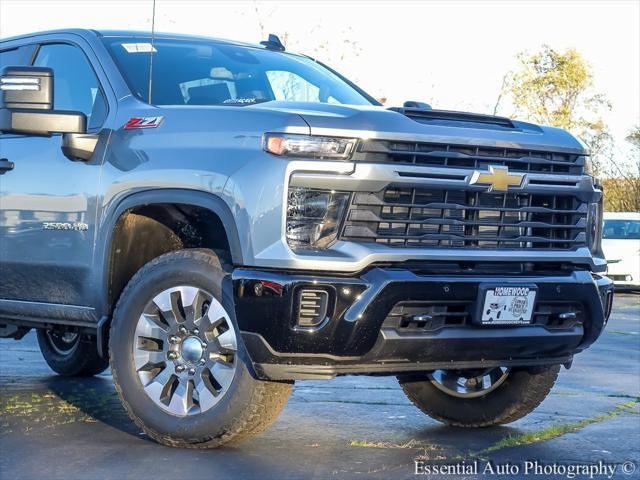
(45, 331, 81, 355)
(429, 367, 510, 398)
(133, 286, 238, 416)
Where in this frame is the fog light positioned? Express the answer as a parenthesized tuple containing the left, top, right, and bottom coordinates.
(287, 188, 350, 249)
(296, 289, 329, 327)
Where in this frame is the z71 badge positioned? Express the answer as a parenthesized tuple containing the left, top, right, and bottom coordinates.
(124, 116, 165, 129)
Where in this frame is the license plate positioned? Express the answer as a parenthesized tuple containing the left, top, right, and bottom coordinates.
(480, 285, 537, 325)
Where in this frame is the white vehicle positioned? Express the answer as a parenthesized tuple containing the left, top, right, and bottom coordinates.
(603, 212, 640, 289)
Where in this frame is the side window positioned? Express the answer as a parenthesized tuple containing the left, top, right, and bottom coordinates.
(0, 47, 29, 68)
(33, 43, 107, 129)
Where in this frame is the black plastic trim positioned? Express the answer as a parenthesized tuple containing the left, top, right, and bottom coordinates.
(97, 189, 244, 316)
(96, 315, 109, 358)
(233, 267, 611, 380)
(243, 331, 574, 380)
(388, 107, 516, 129)
(0, 299, 97, 323)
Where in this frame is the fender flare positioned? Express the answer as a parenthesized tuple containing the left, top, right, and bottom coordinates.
(95, 188, 244, 316)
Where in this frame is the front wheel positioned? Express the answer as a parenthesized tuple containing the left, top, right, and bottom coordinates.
(398, 365, 560, 427)
(109, 249, 292, 448)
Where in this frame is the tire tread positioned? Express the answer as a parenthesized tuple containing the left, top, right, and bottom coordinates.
(400, 366, 560, 428)
(37, 330, 109, 377)
(109, 248, 292, 448)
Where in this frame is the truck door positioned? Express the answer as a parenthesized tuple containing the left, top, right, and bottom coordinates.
(0, 42, 109, 317)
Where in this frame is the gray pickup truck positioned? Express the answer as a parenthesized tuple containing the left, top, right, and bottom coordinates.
(0, 29, 613, 448)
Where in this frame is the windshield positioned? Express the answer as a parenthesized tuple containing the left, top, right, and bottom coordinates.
(102, 37, 373, 106)
(603, 219, 640, 240)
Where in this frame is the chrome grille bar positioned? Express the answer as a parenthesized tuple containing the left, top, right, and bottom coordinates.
(355, 140, 585, 175)
(341, 186, 588, 250)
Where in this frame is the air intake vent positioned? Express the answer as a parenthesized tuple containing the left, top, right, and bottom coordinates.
(382, 301, 472, 332)
(296, 289, 329, 327)
(388, 108, 517, 130)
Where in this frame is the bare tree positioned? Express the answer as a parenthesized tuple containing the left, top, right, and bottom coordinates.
(603, 126, 640, 212)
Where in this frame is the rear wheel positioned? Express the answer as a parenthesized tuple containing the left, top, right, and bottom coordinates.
(398, 365, 560, 427)
(37, 329, 109, 376)
(109, 249, 292, 448)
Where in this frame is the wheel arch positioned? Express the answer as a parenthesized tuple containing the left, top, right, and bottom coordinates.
(96, 189, 244, 318)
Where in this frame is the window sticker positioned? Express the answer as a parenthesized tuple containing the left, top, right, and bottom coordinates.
(121, 43, 157, 53)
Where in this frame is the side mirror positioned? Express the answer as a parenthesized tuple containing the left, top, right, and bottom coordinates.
(0, 66, 86, 136)
(61, 133, 100, 161)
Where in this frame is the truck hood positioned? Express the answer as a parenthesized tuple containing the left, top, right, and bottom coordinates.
(249, 101, 588, 155)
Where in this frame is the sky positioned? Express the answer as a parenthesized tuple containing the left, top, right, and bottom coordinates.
(1, 0, 639, 156)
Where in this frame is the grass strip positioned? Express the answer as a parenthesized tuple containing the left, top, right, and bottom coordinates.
(474, 399, 638, 457)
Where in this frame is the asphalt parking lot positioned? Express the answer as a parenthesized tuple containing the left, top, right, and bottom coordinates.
(1, 294, 638, 480)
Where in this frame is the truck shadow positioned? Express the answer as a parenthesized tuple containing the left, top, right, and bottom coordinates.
(40, 374, 528, 457)
(43, 374, 144, 439)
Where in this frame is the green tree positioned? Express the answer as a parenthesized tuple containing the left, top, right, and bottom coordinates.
(496, 46, 612, 172)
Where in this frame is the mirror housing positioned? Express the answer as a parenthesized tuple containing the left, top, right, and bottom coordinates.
(1, 66, 53, 109)
(61, 133, 99, 161)
(0, 66, 86, 136)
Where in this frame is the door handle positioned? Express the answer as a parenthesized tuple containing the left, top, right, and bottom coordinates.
(0, 158, 15, 174)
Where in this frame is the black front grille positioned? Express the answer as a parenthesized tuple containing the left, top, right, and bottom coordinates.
(382, 301, 472, 332)
(341, 186, 588, 249)
(532, 302, 583, 329)
(382, 300, 582, 333)
(355, 140, 585, 175)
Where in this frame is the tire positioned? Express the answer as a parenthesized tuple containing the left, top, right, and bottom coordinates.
(109, 249, 292, 448)
(398, 365, 560, 427)
(37, 330, 109, 376)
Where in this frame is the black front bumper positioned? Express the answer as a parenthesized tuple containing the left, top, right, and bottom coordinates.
(232, 267, 613, 380)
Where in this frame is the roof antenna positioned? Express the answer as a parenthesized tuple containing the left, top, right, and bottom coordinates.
(147, 0, 157, 104)
(260, 34, 285, 52)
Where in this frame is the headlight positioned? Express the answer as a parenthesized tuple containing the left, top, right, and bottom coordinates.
(286, 187, 350, 249)
(586, 199, 603, 253)
(583, 155, 593, 175)
(264, 133, 357, 160)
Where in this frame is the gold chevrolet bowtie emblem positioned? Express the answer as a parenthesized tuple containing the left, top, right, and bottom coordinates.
(469, 166, 524, 192)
